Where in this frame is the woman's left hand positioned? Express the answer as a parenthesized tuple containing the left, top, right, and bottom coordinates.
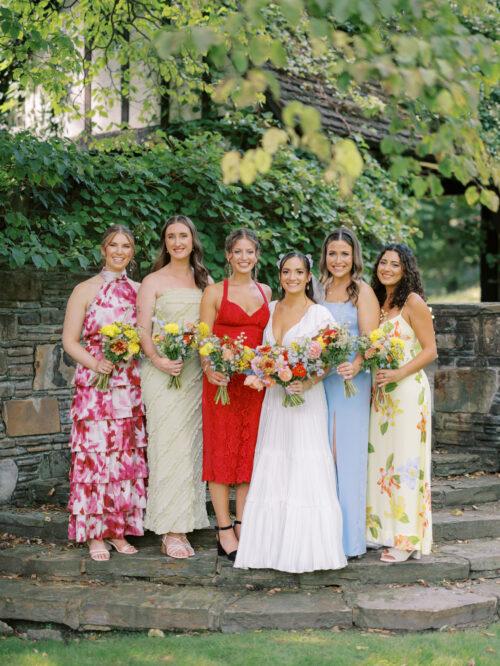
(337, 361, 360, 381)
(287, 380, 306, 395)
(376, 368, 403, 388)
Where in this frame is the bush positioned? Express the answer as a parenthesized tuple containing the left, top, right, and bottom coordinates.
(0, 114, 417, 288)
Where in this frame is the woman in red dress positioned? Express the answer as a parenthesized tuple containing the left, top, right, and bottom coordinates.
(200, 229, 271, 560)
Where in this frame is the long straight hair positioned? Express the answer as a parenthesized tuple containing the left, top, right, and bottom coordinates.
(278, 252, 316, 302)
(153, 215, 209, 290)
(225, 228, 261, 280)
(319, 227, 364, 304)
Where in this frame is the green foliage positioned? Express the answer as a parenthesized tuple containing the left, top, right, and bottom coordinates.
(1, 1, 498, 205)
(413, 196, 481, 296)
(0, 115, 417, 286)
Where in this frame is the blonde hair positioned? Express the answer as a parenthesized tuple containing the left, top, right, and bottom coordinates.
(101, 224, 136, 272)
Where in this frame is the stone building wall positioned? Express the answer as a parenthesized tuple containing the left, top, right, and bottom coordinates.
(0, 268, 499, 505)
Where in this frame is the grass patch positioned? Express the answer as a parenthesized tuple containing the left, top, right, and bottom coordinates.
(0, 624, 499, 665)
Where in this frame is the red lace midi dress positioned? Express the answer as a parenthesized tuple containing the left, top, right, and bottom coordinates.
(202, 279, 270, 484)
(67, 272, 148, 542)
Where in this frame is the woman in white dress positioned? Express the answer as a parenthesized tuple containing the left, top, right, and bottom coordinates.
(235, 252, 347, 573)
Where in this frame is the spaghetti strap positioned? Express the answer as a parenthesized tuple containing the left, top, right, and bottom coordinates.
(222, 279, 229, 302)
(255, 281, 268, 303)
(400, 293, 412, 319)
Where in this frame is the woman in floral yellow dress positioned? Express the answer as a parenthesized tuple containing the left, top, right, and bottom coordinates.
(366, 243, 437, 563)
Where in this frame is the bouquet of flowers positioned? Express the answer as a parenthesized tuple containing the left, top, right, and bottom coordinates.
(93, 322, 141, 390)
(244, 338, 325, 407)
(198, 332, 254, 405)
(358, 321, 405, 393)
(314, 324, 357, 398)
(153, 321, 209, 389)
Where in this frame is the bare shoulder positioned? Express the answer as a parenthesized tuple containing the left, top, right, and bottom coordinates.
(357, 280, 376, 298)
(406, 292, 427, 309)
(68, 275, 101, 309)
(202, 281, 223, 300)
(72, 275, 101, 297)
(259, 282, 272, 300)
(406, 292, 431, 318)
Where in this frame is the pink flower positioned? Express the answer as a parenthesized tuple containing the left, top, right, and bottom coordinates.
(308, 341, 322, 359)
(244, 375, 265, 391)
(222, 347, 235, 362)
(278, 366, 293, 382)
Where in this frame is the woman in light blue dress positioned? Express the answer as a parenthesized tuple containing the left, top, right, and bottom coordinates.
(319, 228, 380, 557)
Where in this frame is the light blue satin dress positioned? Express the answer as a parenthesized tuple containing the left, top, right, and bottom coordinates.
(322, 300, 371, 557)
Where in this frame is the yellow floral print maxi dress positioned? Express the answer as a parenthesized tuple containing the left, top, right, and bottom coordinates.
(366, 313, 432, 555)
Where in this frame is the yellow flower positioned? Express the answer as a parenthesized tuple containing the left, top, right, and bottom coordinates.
(369, 328, 383, 344)
(127, 342, 140, 356)
(291, 342, 299, 352)
(123, 327, 138, 340)
(100, 323, 121, 338)
(390, 336, 404, 348)
(164, 322, 180, 335)
(197, 321, 210, 338)
(199, 342, 214, 357)
(385, 495, 408, 522)
(242, 346, 255, 361)
(316, 336, 326, 350)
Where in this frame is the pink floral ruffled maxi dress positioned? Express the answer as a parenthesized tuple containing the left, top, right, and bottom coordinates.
(67, 271, 148, 542)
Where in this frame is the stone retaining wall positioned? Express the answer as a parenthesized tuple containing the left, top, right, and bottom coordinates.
(0, 268, 498, 505)
(0, 269, 85, 505)
(432, 303, 500, 471)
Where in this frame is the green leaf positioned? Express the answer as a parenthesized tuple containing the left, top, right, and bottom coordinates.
(368, 442, 375, 453)
(269, 41, 287, 69)
(385, 382, 398, 393)
(464, 186, 480, 206)
(418, 388, 425, 405)
(385, 453, 394, 471)
(249, 36, 269, 66)
(279, 0, 304, 26)
(231, 47, 248, 75)
(479, 189, 500, 212)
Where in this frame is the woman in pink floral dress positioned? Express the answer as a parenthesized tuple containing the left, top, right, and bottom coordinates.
(62, 225, 147, 561)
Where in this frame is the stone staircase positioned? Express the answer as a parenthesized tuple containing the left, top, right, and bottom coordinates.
(1, 471, 499, 633)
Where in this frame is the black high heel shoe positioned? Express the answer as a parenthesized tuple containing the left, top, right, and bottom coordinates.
(233, 519, 241, 538)
(215, 524, 237, 562)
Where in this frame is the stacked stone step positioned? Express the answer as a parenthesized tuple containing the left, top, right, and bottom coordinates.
(0, 473, 499, 632)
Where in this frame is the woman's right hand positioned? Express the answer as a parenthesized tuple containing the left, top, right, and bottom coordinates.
(152, 356, 184, 376)
(205, 368, 229, 386)
(93, 358, 114, 374)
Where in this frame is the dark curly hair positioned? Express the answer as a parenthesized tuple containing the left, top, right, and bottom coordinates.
(153, 215, 209, 290)
(278, 252, 316, 302)
(371, 243, 425, 310)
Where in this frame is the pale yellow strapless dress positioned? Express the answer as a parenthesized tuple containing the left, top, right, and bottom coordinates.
(141, 288, 209, 534)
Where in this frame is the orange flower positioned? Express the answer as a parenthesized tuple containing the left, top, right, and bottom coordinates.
(110, 340, 127, 355)
(292, 363, 307, 378)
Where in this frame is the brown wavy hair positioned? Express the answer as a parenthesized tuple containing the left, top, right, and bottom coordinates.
(371, 243, 425, 309)
(153, 215, 209, 290)
(225, 228, 261, 280)
(278, 252, 316, 302)
(101, 224, 136, 273)
(319, 227, 364, 305)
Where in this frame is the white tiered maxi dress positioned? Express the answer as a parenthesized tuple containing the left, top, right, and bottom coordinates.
(235, 302, 347, 573)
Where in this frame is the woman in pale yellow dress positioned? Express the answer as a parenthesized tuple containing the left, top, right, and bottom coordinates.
(366, 243, 437, 563)
(137, 216, 210, 558)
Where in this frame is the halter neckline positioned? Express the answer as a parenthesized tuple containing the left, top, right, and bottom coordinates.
(101, 268, 127, 283)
